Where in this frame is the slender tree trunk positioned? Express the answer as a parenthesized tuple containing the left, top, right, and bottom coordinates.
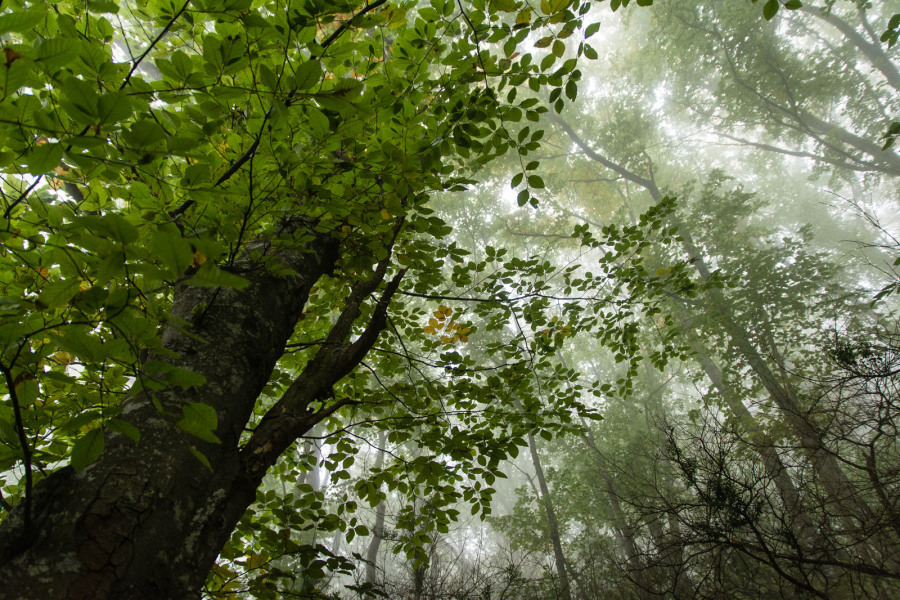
(411, 497, 428, 600)
(365, 431, 388, 590)
(581, 433, 655, 600)
(299, 438, 322, 492)
(525, 431, 573, 600)
(677, 233, 900, 583)
(686, 336, 820, 550)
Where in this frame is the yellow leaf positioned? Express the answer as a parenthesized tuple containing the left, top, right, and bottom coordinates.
(460, 335, 468, 342)
(433, 311, 444, 320)
(423, 326, 435, 334)
(381, 208, 391, 220)
(341, 225, 352, 234)
(249, 552, 267, 570)
(429, 318, 439, 328)
(54, 351, 74, 365)
(193, 251, 207, 267)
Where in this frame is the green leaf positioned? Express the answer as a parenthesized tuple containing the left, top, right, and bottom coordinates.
(147, 231, 193, 278)
(167, 368, 207, 388)
(492, 0, 518, 12)
(176, 402, 221, 444)
(552, 40, 565, 58)
(0, 10, 44, 34)
(23, 143, 64, 175)
(293, 59, 323, 91)
(36, 38, 80, 71)
(182, 163, 211, 187)
(306, 106, 330, 136)
(189, 446, 213, 471)
(88, 0, 120, 13)
(75, 215, 139, 245)
(71, 429, 104, 471)
(185, 263, 249, 289)
(94, 251, 126, 285)
(97, 91, 133, 126)
(107, 419, 141, 443)
(60, 77, 100, 126)
(124, 120, 168, 150)
(50, 326, 108, 361)
(36, 279, 81, 310)
(763, 0, 778, 20)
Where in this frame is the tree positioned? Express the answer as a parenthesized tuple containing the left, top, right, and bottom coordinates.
(0, 0, 667, 597)
(640, 0, 900, 180)
(465, 1, 900, 595)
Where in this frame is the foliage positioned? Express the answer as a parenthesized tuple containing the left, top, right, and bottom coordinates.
(1, 0, 897, 597)
(0, 0, 727, 596)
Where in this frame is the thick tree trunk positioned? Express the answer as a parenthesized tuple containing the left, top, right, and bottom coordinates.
(0, 230, 375, 599)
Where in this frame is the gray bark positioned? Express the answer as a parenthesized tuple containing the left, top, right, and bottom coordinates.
(580, 433, 656, 600)
(800, 5, 900, 92)
(365, 431, 388, 589)
(525, 431, 573, 600)
(0, 227, 404, 599)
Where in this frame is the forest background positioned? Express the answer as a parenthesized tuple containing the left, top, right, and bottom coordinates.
(0, 0, 898, 598)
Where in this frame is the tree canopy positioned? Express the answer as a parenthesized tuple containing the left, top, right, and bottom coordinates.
(1, 0, 898, 599)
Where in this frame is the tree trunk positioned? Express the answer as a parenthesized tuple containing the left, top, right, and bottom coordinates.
(580, 433, 656, 600)
(799, 5, 900, 92)
(526, 431, 573, 600)
(0, 229, 402, 599)
(365, 432, 388, 590)
(686, 336, 820, 550)
(678, 233, 900, 580)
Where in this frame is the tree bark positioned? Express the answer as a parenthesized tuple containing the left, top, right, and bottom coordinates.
(580, 433, 656, 600)
(800, 5, 900, 92)
(686, 337, 820, 548)
(365, 431, 388, 590)
(0, 227, 402, 599)
(525, 431, 573, 600)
